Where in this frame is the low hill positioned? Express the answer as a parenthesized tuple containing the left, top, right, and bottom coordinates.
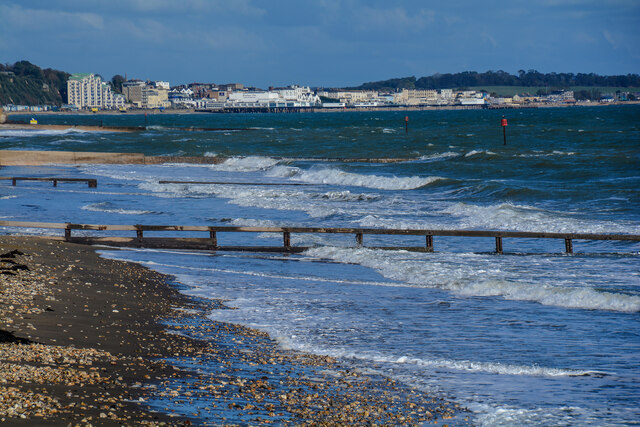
(346, 70, 640, 93)
(0, 61, 69, 106)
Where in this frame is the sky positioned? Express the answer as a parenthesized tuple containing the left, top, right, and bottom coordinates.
(1, 0, 638, 88)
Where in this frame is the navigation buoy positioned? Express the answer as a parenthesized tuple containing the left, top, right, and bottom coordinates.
(501, 115, 508, 145)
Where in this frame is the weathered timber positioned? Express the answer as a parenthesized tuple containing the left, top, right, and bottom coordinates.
(0, 177, 97, 188)
(158, 180, 312, 186)
(0, 221, 638, 254)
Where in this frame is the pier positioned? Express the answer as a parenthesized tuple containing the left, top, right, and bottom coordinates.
(1, 221, 638, 255)
(0, 176, 97, 188)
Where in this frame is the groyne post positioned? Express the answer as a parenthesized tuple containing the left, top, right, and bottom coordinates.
(283, 231, 291, 251)
(495, 237, 503, 254)
(565, 238, 573, 254)
(209, 229, 218, 248)
(426, 235, 434, 252)
(356, 232, 363, 247)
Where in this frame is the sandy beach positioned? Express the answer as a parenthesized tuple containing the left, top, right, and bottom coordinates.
(0, 236, 461, 425)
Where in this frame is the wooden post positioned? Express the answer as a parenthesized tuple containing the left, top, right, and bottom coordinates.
(495, 236, 503, 254)
(283, 231, 291, 250)
(136, 227, 143, 240)
(11, 178, 16, 186)
(64, 224, 71, 241)
(209, 230, 217, 248)
(52, 179, 57, 187)
(426, 235, 433, 252)
(565, 238, 573, 254)
(88, 179, 97, 188)
(356, 232, 363, 247)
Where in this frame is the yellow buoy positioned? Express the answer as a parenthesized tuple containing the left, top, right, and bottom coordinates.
(29, 118, 38, 125)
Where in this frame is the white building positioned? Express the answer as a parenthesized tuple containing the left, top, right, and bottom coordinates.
(67, 73, 124, 109)
(153, 81, 170, 90)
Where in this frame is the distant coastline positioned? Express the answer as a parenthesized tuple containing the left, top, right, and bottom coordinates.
(6, 100, 638, 117)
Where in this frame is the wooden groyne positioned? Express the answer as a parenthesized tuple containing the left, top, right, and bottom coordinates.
(0, 150, 416, 166)
(0, 177, 97, 188)
(158, 180, 312, 186)
(1, 221, 638, 255)
(0, 150, 227, 166)
(0, 122, 143, 132)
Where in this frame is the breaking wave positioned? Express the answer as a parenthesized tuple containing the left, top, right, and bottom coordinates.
(81, 202, 155, 215)
(304, 247, 640, 312)
(269, 166, 443, 190)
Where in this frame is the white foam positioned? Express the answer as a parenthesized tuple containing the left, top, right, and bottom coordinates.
(440, 202, 640, 234)
(304, 247, 640, 312)
(465, 150, 497, 158)
(419, 152, 460, 162)
(81, 202, 154, 215)
(270, 166, 443, 190)
(314, 348, 608, 377)
(518, 151, 577, 158)
(208, 156, 280, 172)
(0, 129, 87, 137)
(0, 195, 17, 200)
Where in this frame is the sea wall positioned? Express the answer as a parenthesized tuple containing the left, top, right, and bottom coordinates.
(0, 150, 226, 166)
(0, 150, 146, 166)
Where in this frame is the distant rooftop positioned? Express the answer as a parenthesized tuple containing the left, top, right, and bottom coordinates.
(68, 73, 93, 81)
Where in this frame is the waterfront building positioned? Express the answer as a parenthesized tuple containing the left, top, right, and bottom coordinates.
(122, 80, 146, 107)
(122, 80, 170, 108)
(141, 85, 170, 109)
(67, 73, 124, 110)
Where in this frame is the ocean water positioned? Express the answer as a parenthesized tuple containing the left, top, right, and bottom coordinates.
(1, 106, 639, 425)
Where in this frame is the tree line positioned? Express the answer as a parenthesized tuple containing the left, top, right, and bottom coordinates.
(0, 61, 128, 106)
(347, 70, 640, 91)
(0, 61, 70, 105)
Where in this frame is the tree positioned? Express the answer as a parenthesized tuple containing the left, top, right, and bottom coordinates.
(111, 74, 125, 93)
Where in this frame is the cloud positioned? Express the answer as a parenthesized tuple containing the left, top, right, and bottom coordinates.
(0, 4, 104, 31)
(356, 6, 435, 32)
(602, 30, 618, 49)
(124, 0, 265, 16)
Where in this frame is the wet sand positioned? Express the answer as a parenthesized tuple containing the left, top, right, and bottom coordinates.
(0, 235, 463, 425)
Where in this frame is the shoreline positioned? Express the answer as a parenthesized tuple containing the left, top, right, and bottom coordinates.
(5, 100, 638, 117)
(0, 236, 463, 425)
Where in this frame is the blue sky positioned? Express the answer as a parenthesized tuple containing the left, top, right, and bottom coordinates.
(1, 1, 638, 88)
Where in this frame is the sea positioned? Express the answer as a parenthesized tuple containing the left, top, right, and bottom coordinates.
(1, 105, 639, 426)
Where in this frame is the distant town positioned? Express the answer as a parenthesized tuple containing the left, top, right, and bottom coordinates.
(1, 62, 639, 114)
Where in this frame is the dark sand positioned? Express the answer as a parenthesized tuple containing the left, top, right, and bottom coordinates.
(0, 236, 463, 425)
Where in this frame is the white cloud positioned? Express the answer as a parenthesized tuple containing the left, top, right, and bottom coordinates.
(125, 0, 265, 16)
(356, 7, 435, 32)
(602, 30, 618, 49)
(0, 4, 104, 31)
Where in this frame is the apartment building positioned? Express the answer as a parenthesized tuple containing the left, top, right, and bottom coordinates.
(67, 73, 125, 109)
(122, 80, 170, 108)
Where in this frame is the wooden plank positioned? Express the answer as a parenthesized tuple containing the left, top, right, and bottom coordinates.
(0, 220, 68, 229)
(158, 180, 312, 186)
(0, 177, 97, 187)
(1, 220, 639, 243)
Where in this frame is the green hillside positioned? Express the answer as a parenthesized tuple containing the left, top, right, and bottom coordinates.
(466, 86, 640, 97)
(0, 61, 69, 106)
